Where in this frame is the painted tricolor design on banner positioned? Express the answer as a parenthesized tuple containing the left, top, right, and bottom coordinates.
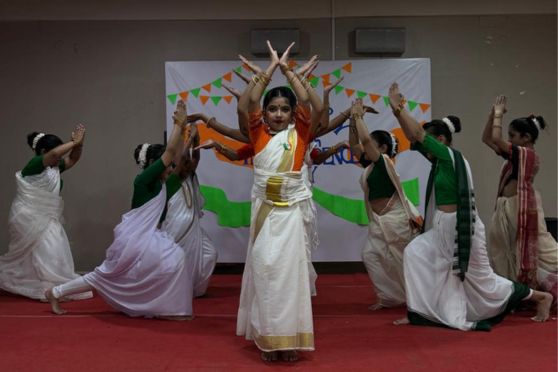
(165, 59, 431, 262)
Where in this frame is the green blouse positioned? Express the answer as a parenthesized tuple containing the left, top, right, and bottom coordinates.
(411, 134, 458, 205)
(21, 155, 66, 190)
(131, 159, 183, 222)
(359, 155, 396, 201)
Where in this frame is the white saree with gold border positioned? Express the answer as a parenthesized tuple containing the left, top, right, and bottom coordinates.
(236, 125, 315, 352)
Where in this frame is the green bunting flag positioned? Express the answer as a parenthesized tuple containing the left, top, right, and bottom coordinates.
(357, 91, 367, 98)
(383, 96, 390, 107)
(309, 76, 320, 88)
(408, 100, 418, 112)
(190, 88, 201, 98)
(167, 94, 178, 104)
(211, 96, 222, 106)
(212, 78, 222, 88)
(332, 69, 342, 79)
(234, 67, 243, 74)
(334, 85, 344, 94)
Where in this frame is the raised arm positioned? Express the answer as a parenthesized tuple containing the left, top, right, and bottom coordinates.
(311, 141, 349, 165)
(195, 139, 243, 161)
(348, 114, 363, 161)
(176, 124, 199, 178)
(388, 83, 425, 143)
(352, 99, 382, 162)
(43, 124, 85, 168)
(277, 47, 324, 137)
(162, 100, 188, 167)
(188, 112, 249, 143)
(490, 95, 511, 154)
(236, 55, 269, 136)
(481, 103, 501, 154)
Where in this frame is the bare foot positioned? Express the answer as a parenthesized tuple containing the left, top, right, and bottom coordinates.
(44, 289, 66, 315)
(393, 317, 409, 325)
(281, 350, 299, 362)
(260, 351, 279, 362)
(532, 293, 553, 322)
(157, 315, 194, 321)
(368, 303, 384, 311)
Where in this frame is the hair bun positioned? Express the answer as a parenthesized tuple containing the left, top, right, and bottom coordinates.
(446, 115, 461, 133)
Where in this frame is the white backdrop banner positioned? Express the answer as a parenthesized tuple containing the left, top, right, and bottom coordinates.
(165, 59, 431, 262)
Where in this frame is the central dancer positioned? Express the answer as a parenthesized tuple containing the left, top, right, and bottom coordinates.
(235, 41, 323, 362)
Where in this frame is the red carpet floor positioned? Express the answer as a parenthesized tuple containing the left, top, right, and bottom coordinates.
(1, 274, 556, 371)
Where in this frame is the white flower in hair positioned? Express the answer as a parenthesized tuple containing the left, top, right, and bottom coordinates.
(138, 143, 150, 168)
(531, 117, 541, 131)
(442, 117, 456, 133)
(32, 133, 46, 150)
(389, 133, 398, 158)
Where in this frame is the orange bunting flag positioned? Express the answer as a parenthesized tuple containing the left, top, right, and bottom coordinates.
(223, 96, 233, 104)
(321, 74, 331, 87)
(369, 94, 381, 103)
(288, 60, 297, 69)
(345, 89, 355, 98)
(202, 83, 212, 93)
(223, 72, 232, 82)
(342, 63, 352, 73)
(242, 63, 251, 72)
(391, 127, 411, 153)
(419, 103, 431, 113)
(200, 96, 210, 105)
(179, 91, 189, 100)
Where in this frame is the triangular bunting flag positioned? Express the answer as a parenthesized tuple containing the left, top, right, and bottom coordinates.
(408, 100, 418, 112)
(211, 96, 222, 106)
(167, 94, 178, 105)
(202, 83, 212, 93)
(369, 94, 381, 103)
(242, 63, 251, 71)
(342, 63, 352, 73)
(420, 103, 431, 113)
(345, 88, 355, 98)
(288, 60, 297, 69)
(212, 78, 223, 89)
(234, 67, 243, 74)
(309, 76, 320, 88)
(383, 96, 390, 107)
(179, 91, 189, 100)
(200, 96, 210, 105)
(190, 88, 201, 98)
(223, 96, 233, 104)
(223, 72, 232, 82)
(357, 91, 367, 98)
(332, 69, 342, 79)
(334, 85, 344, 94)
(321, 74, 331, 87)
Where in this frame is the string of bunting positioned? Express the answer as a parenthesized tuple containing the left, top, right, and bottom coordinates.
(166, 61, 430, 113)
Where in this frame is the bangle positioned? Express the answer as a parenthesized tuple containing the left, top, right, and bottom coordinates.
(352, 113, 364, 120)
(206, 117, 216, 127)
(493, 114, 503, 119)
(251, 75, 260, 84)
(493, 124, 502, 128)
(392, 101, 406, 117)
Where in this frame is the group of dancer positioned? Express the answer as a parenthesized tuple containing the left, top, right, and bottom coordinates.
(0, 41, 555, 363)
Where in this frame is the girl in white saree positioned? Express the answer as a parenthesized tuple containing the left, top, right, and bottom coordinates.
(46, 101, 194, 320)
(0, 126, 92, 301)
(387, 83, 552, 330)
(234, 41, 324, 362)
(348, 99, 422, 310)
(482, 96, 557, 301)
(163, 125, 218, 297)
